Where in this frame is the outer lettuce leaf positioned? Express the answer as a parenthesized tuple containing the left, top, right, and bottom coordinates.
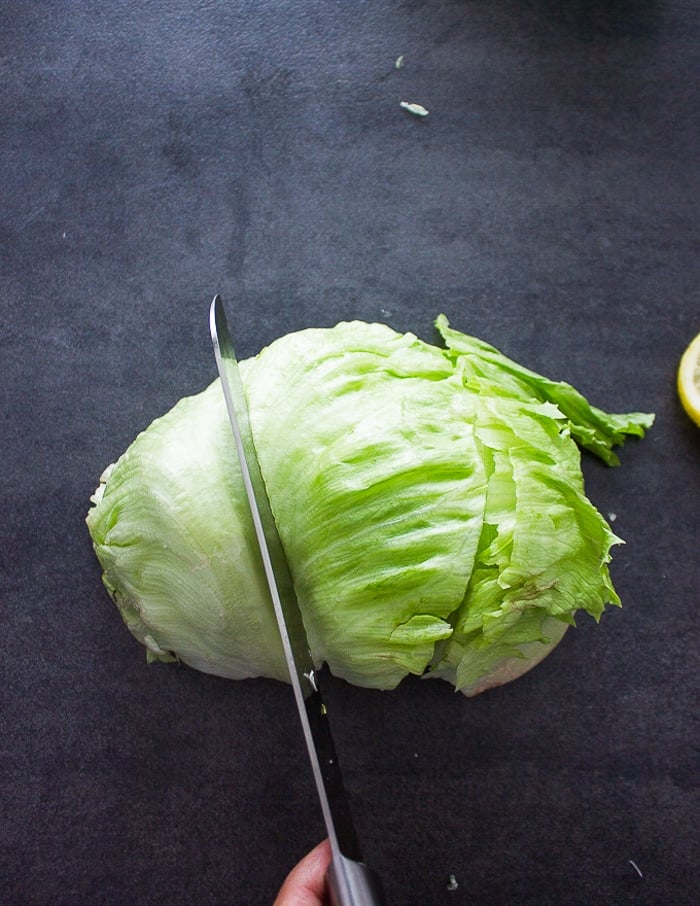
(87, 317, 653, 696)
(87, 384, 289, 683)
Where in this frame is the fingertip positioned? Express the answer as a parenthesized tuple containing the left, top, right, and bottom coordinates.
(274, 839, 332, 906)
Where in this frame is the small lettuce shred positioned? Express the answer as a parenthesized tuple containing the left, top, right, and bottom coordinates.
(86, 316, 653, 696)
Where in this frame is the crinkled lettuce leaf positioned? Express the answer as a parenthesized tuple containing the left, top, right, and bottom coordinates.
(436, 314, 654, 466)
(244, 323, 487, 688)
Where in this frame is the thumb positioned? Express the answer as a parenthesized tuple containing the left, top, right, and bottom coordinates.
(273, 839, 332, 906)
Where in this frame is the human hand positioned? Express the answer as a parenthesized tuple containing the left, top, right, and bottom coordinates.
(273, 839, 331, 906)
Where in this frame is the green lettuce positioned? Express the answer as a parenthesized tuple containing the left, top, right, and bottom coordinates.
(86, 317, 653, 695)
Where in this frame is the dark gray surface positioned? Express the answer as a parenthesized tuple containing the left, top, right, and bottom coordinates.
(2, 2, 698, 904)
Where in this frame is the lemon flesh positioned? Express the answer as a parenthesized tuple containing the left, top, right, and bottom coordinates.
(678, 332, 700, 426)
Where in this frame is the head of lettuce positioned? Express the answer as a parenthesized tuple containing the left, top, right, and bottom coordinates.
(86, 316, 652, 696)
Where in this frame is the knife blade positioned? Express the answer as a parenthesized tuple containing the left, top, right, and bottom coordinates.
(209, 296, 385, 906)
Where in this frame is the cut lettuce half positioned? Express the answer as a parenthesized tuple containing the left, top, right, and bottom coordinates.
(87, 317, 653, 695)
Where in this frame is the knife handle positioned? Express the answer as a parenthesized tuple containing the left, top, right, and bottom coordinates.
(326, 853, 386, 906)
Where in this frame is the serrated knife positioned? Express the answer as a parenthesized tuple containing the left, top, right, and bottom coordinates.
(209, 296, 386, 906)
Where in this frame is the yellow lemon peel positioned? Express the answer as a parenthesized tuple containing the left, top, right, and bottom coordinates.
(677, 332, 700, 426)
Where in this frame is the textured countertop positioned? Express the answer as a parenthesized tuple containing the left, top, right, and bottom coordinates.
(2, 2, 698, 904)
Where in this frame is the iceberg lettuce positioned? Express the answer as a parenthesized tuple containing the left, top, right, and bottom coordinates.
(86, 317, 653, 695)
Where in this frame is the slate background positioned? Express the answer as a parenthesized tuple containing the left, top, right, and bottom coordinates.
(1, 2, 698, 904)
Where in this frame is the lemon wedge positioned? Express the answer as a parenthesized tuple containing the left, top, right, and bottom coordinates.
(677, 332, 700, 426)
